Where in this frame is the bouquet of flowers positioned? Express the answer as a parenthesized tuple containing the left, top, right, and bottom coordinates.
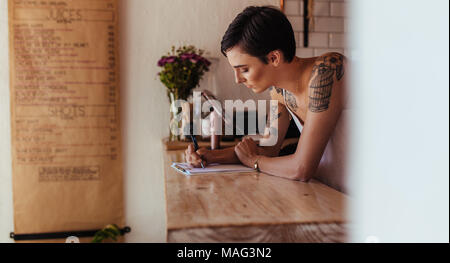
(157, 45, 211, 101)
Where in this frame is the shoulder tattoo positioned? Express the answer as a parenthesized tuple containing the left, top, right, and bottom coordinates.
(308, 53, 345, 112)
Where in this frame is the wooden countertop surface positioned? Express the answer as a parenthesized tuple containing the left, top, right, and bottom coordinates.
(163, 150, 348, 232)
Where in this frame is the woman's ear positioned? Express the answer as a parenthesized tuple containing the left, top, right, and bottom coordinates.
(267, 50, 282, 66)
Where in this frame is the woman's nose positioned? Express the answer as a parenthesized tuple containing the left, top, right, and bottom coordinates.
(234, 72, 245, 84)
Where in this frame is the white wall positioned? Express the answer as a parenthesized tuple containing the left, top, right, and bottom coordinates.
(0, 0, 14, 244)
(349, 0, 449, 242)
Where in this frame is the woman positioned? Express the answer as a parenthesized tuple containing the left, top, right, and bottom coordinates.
(185, 6, 348, 192)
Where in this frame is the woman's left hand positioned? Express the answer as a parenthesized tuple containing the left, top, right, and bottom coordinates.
(234, 137, 259, 168)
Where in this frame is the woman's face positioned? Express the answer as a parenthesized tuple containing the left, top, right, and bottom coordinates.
(226, 46, 275, 93)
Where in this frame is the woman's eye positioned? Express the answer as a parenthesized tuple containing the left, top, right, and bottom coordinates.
(241, 68, 249, 73)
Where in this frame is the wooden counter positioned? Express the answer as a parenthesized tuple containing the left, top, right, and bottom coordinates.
(163, 150, 349, 242)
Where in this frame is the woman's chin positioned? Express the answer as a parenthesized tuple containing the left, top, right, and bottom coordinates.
(251, 86, 268, 94)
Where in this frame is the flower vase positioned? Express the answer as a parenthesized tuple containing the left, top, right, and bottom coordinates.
(169, 92, 190, 141)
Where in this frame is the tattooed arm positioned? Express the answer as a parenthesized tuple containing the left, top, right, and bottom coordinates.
(252, 53, 346, 181)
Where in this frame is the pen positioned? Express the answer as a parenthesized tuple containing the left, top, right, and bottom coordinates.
(173, 164, 187, 174)
(190, 135, 205, 168)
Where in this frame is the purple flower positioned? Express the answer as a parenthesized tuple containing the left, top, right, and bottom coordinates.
(180, 53, 211, 67)
(157, 57, 166, 67)
(157, 56, 177, 67)
(159, 52, 210, 69)
(180, 53, 195, 60)
(166, 56, 176, 63)
(195, 55, 211, 66)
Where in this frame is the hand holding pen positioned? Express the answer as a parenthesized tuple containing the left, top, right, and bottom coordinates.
(186, 135, 206, 168)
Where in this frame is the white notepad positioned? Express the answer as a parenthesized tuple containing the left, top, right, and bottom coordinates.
(171, 162, 254, 176)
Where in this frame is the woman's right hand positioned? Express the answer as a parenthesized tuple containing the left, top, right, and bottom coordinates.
(185, 144, 209, 168)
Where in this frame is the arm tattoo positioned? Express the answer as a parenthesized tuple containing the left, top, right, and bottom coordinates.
(284, 90, 298, 112)
(308, 53, 345, 112)
(271, 86, 297, 113)
(270, 86, 288, 118)
(273, 87, 283, 95)
(270, 103, 282, 120)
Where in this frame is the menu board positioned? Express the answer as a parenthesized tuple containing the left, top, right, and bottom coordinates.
(8, 0, 124, 241)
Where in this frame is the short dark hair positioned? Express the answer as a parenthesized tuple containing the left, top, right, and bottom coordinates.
(220, 6, 296, 64)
